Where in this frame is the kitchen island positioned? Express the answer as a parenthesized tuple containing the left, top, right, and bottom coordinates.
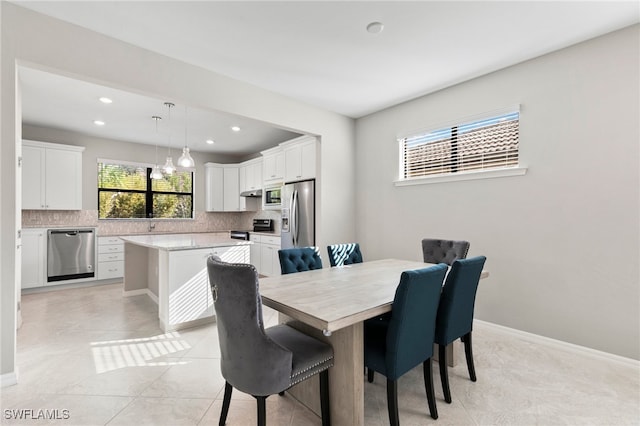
(120, 233, 250, 332)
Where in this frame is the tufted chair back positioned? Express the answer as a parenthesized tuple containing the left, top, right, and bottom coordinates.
(421, 238, 470, 266)
(278, 247, 323, 275)
(327, 243, 363, 267)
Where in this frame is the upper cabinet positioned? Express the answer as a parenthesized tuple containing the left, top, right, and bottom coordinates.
(22, 140, 84, 210)
(281, 136, 317, 183)
(241, 158, 263, 192)
(261, 146, 285, 185)
(205, 163, 241, 212)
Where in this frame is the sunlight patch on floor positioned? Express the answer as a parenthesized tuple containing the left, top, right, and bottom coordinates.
(90, 331, 191, 373)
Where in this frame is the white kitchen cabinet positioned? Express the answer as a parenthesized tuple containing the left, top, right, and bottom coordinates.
(242, 158, 263, 192)
(205, 164, 224, 212)
(22, 140, 84, 210)
(282, 136, 317, 183)
(261, 146, 284, 185)
(251, 234, 281, 277)
(205, 163, 241, 212)
(249, 234, 262, 272)
(21, 228, 46, 289)
(223, 167, 240, 211)
(98, 236, 124, 280)
(239, 159, 262, 212)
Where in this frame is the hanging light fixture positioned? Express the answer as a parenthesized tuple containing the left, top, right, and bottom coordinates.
(177, 105, 195, 168)
(150, 116, 164, 180)
(162, 102, 176, 175)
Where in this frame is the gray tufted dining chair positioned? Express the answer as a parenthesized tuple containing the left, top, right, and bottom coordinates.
(207, 255, 333, 426)
(421, 238, 470, 265)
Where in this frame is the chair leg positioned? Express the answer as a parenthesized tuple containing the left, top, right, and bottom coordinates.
(219, 381, 233, 426)
(463, 332, 477, 382)
(319, 369, 331, 426)
(367, 368, 375, 383)
(256, 396, 267, 426)
(439, 344, 452, 403)
(386, 379, 400, 426)
(423, 358, 438, 419)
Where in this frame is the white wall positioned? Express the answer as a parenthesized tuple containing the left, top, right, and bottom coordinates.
(355, 25, 639, 359)
(0, 3, 355, 381)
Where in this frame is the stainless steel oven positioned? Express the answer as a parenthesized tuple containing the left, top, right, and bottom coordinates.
(47, 228, 96, 282)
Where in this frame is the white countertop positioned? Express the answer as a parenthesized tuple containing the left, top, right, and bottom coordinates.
(120, 233, 251, 251)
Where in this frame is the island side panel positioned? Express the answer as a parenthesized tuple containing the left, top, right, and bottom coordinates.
(123, 242, 149, 294)
(147, 248, 160, 300)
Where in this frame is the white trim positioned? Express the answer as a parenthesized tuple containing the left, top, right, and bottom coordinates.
(123, 288, 158, 304)
(475, 319, 640, 369)
(1, 371, 18, 388)
(395, 166, 527, 186)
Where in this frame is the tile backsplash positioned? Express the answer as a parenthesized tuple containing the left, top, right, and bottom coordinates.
(22, 209, 281, 236)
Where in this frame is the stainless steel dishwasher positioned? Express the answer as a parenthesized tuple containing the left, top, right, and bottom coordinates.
(47, 228, 96, 282)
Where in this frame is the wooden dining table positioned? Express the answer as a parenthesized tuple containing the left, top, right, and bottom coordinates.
(259, 258, 489, 426)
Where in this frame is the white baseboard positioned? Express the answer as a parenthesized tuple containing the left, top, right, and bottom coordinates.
(475, 319, 639, 369)
(122, 288, 158, 304)
(1, 370, 18, 388)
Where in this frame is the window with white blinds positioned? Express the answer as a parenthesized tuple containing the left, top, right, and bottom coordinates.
(398, 110, 520, 182)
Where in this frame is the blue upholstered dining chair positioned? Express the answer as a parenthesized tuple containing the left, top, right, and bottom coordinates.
(364, 263, 448, 425)
(435, 256, 486, 404)
(421, 238, 470, 265)
(278, 246, 323, 275)
(207, 256, 334, 426)
(326, 243, 363, 267)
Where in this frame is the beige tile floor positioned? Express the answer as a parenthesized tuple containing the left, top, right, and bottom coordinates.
(1, 282, 638, 425)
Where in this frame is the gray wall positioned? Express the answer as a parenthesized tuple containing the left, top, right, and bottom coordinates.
(1, 3, 355, 381)
(354, 25, 639, 359)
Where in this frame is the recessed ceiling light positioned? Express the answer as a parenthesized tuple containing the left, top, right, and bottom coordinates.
(231, 126, 241, 132)
(206, 139, 215, 145)
(366, 22, 384, 34)
(99, 97, 113, 104)
(93, 120, 105, 126)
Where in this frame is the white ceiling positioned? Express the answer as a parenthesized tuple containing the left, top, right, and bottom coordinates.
(14, 1, 639, 155)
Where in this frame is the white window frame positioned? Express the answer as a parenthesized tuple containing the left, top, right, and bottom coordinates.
(395, 106, 527, 186)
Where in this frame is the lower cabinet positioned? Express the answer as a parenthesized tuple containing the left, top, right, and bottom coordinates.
(21, 228, 46, 289)
(250, 234, 262, 271)
(98, 236, 124, 280)
(250, 234, 281, 277)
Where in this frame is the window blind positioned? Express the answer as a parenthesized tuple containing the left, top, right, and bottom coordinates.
(400, 111, 519, 180)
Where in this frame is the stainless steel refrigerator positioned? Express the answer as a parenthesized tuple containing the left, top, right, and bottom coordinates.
(281, 179, 315, 249)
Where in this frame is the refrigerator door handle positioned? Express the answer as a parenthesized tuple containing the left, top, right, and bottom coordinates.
(292, 189, 299, 247)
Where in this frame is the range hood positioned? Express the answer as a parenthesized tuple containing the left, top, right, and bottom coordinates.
(240, 189, 262, 197)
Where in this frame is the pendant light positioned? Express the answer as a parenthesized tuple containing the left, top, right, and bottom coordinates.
(150, 116, 164, 180)
(177, 105, 195, 168)
(162, 102, 176, 175)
